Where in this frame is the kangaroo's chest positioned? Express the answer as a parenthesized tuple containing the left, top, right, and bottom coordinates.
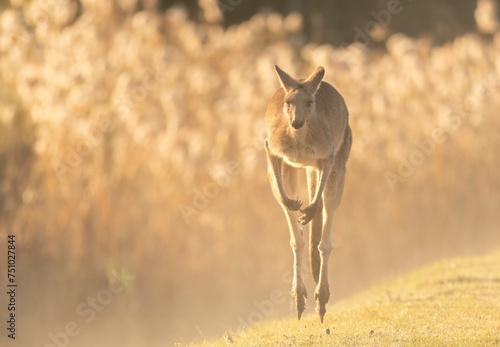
(274, 130, 331, 168)
(282, 142, 318, 167)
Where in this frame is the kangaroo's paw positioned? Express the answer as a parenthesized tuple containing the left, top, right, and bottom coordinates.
(314, 283, 330, 323)
(292, 281, 308, 320)
(298, 203, 318, 225)
(283, 197, 302, 211)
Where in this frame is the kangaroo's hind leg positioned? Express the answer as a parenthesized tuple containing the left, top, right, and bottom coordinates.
(281, 162, 308, 319)
(315, 166, 345, 323)
(307, 167, 323, 285)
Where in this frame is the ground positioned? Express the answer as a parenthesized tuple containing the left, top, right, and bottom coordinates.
(191, 250, 500, 346)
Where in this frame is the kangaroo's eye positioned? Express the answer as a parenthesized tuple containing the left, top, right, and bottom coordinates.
(306, 101, 313, 108)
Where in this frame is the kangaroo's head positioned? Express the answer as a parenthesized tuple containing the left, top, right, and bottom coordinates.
(275, 65, 325, 131)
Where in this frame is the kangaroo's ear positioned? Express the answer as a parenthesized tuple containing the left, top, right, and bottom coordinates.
(275, 65, 298, 93)
(303, 66, 325, 95)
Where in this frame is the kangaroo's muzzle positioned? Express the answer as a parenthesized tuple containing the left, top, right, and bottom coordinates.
(291, 120, 304, 130)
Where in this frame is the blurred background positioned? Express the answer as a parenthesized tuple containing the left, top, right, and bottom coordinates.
(0, 0, 499, 345)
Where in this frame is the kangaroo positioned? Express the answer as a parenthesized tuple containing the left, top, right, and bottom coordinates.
(264, 65, 352, 322)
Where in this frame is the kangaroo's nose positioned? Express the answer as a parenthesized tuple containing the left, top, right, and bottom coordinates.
(291, 120, 304, 130)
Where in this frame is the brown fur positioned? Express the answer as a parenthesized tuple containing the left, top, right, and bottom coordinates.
(264, 65, 352, 322)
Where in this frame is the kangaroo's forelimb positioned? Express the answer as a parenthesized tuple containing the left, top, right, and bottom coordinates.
(298, 152, 335, 225)
(265, 139, 303, 211)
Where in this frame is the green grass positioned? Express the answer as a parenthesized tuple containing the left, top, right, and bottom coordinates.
(193, 251, 500, 346)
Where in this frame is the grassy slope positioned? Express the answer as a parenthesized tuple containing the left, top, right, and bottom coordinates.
(195, 251, 500, 346)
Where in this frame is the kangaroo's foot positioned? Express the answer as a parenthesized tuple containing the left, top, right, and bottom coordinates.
(314, 282, 330, 323)
(292, 280, 308, 320)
